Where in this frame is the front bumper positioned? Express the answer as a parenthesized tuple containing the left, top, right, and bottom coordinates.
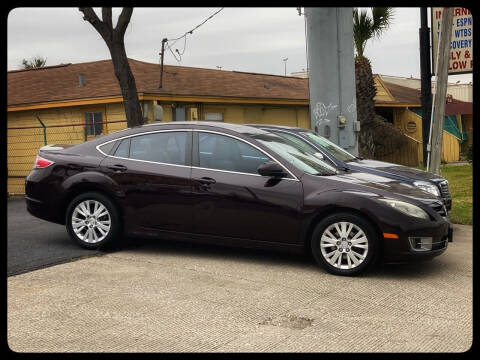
(382, 219, 450, 264)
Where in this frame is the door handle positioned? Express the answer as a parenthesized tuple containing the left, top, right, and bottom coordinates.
(108, 164, 128, 173)
(193, 177, 216, 185)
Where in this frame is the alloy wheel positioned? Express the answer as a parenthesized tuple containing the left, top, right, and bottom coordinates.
(320, 221, 369, 270)
(71, 200, 111, 243)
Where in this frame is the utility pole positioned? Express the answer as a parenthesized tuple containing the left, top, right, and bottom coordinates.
(159, 38, 168, 89)
(427, 7, 454, 175)
(419, 8, 432, 167)
(305, 7, 359, 155)
(283, 58, 288, 76)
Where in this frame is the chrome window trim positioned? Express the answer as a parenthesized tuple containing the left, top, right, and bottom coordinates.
(195, 129, 299, 181)
(96, 129, 191, 156)
(95, 127, 299, 181)
(96, 129, 192, 168)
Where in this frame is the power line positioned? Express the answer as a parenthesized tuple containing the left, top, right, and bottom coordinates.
(162, 7, 225, 65)
(168, 7, 224, 44)
(158, 8, 224, 87)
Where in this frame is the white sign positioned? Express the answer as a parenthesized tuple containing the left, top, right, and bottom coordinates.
(432, 7, 473, 74)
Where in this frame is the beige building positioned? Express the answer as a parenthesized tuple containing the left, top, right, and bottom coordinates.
(7, 59, 467, 195)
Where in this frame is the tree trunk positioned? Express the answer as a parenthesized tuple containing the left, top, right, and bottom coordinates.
(79, 7, 143, 128)
(355, 56, 377, 158)
(108, 40, 143, 127)
(355, 55, 406, 159)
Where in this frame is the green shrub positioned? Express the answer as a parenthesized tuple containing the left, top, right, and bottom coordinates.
(466, 144, 473, 163)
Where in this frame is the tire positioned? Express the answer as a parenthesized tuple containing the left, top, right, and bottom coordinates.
(66, 191, 121, 250)
(310, 212, 378, 276)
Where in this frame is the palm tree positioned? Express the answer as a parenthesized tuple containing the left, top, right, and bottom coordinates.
(21, 56, 47, 69)
(352, 8, 404, 158)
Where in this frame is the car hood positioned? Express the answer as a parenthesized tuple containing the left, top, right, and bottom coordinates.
(349, 159, 444, 182)
(326, 170, 439, 201)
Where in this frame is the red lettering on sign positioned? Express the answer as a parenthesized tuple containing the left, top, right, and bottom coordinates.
(454, 8, 471, 16)
(470, 60, 473, 68)
(458, 61, 467, 69)
(450, 51, 462, 60)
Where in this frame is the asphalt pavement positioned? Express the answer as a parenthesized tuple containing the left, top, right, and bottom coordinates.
(7, 199, 104, 276)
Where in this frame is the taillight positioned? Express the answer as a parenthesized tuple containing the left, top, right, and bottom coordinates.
(34, 155, 54, 169)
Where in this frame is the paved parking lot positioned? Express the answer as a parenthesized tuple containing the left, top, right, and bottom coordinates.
(7, 199, 104, 276)
(7, 223, 472, 352)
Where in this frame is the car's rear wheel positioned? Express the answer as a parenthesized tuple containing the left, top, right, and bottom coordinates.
(66, 192, 120, 249)
(311, 212, 378, 276)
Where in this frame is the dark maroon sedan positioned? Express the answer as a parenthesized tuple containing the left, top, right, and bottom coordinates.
(25, 122, 451, 276)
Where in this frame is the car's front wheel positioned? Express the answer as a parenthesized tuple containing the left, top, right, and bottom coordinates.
(311, 212, 378, 276)
(66, 192, 121, 249)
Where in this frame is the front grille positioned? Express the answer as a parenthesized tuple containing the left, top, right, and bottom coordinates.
(438, 180, 451, 198)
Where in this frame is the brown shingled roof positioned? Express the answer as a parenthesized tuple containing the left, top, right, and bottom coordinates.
(7, 58, 309, 107)
(380, 80, 421, 105)
(7, 58, 422, 108)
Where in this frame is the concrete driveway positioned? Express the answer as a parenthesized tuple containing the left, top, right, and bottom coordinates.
(8, 225, 472, 352)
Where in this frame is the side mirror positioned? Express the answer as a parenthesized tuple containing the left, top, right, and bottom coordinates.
(257, 161, 287, 178)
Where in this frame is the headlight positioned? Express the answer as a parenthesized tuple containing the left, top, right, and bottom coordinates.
(413, 181, 440, 197)
(378, 199, 430, 219)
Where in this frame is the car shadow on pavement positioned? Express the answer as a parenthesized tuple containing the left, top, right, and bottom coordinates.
(103, 236, 449, 279)
(105, 236, 317, 267)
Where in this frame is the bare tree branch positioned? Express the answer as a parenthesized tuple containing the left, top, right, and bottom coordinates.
(115, 8, 133, 36)
(102, 7, 113, 29)
(78, 7, 143, 128)
(79, 7, 112, 42)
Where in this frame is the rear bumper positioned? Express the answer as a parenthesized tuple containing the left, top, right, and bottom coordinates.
(382, 220, 450, 264)
(25, 171, 65, 225)
(26, 195, 64, 224)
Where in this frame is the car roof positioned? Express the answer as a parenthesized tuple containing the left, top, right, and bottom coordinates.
(246, 124, 312, 133)
(140, 121, 269, 135)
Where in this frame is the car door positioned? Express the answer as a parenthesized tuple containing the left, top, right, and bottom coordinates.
(191, 130, 303, 244)
(100, 130, 194, 233)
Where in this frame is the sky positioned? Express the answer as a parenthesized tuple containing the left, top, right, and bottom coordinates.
(7, 7, 473, 83)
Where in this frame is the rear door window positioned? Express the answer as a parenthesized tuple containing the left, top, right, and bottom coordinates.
(129, 131, 188, 165)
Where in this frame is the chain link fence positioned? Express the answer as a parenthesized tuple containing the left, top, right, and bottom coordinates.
(7, 119, 127, 195)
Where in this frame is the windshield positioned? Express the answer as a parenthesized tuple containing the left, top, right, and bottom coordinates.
(301, 132, 357, 162)
(251, 133, 337, 176)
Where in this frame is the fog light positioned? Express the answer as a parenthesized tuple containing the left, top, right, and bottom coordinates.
(408, 237, 433, 251)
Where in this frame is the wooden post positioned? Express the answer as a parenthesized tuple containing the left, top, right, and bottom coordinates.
(419, 8, 432, 167)
(427, 7, 453, 175)
(159, 38, 168, 89)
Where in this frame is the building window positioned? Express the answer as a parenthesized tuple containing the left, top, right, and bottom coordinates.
(85, 112, 103, 136)
(204, 112, 224, 121)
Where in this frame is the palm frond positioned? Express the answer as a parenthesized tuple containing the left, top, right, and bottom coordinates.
(370, 7, 395, 39)
(353, 8, 374, 57)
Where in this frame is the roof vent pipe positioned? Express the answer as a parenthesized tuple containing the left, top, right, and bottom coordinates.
(78, 74, 85, 87)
